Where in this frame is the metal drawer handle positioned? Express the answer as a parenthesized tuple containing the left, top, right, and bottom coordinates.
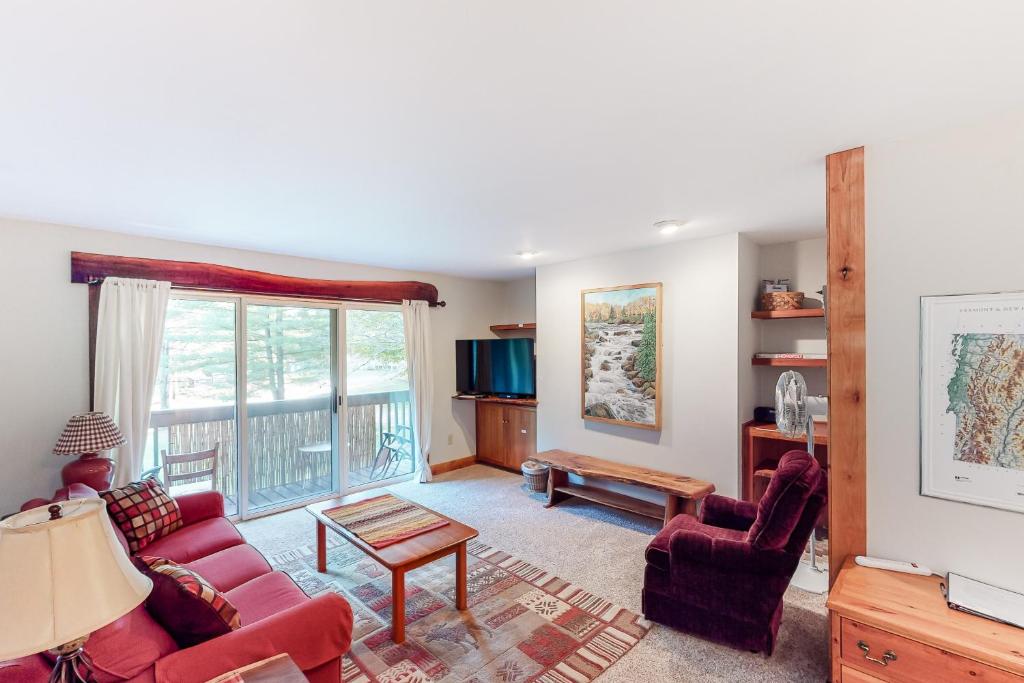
(857, 640, 897, 667)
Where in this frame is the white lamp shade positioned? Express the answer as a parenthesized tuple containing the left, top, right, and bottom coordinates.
(0, 498, 152, 660)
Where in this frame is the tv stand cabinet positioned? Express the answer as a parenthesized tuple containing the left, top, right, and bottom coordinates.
(453, 395, 537, 470)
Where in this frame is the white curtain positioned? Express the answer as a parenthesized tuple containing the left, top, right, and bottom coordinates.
(94, 277, 171, 488)
(402, 299, 434, 483)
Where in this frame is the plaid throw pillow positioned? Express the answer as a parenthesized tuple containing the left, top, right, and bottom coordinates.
(134, 556, 242, 647)
(101, 479, 183, 553)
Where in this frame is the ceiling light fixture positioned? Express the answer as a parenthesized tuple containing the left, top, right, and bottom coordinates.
(517, 250, 540, 260)
(655, 220, 684, 236)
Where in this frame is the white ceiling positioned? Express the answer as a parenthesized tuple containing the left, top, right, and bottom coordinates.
(2, 2, 1024, 280)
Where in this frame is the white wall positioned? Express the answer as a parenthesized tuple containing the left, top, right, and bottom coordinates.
(866, 113, 1024, 591)
(0, 218, 507, 511)
(536, 233, 744, 498)
(737, 235, 760, 443)
(500, 276, 536, 325)
(756, 237, 828, 405)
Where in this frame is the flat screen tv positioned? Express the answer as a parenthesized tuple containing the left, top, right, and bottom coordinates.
(455, 338, 536, 398)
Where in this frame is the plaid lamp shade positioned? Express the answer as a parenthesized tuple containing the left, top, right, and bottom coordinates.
(53, 412, 126, 454)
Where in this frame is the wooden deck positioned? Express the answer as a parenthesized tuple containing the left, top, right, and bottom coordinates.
(181, 464, 413, 513)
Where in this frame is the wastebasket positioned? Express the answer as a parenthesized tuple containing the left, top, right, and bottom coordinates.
(521, 460, 549, 493)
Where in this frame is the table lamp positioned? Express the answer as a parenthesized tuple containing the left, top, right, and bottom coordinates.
(0, 498, 152, 682)
(53, 412, 126, 491)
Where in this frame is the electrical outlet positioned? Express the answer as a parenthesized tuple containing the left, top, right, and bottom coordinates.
(447, 433, 454, 445)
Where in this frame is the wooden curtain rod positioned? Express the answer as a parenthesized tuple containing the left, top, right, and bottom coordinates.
(70, 252, 445, 307)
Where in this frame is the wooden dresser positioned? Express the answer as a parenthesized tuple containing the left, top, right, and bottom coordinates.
(828, 559, 1024, 682)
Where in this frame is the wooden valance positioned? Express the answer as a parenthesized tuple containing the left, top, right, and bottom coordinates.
(71, 252, 444, 306)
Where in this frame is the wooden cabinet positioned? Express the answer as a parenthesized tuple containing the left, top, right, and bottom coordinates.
(475, 402, 505, 466)
(475, 400, 536, 469)
(828, 559, 1024, 682)
(742, 420, 829, 504)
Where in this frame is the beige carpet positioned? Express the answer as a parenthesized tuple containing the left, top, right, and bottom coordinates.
(239, 465, 829, 682)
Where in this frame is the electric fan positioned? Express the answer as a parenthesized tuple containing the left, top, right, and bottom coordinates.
(774, 371, 828, 594)
(775, 371, 807, 438)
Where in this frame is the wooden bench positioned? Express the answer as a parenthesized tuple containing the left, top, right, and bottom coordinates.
(532, 449, 715, 526)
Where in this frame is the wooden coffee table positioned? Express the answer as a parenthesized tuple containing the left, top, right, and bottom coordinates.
(306, 491, 478, 644)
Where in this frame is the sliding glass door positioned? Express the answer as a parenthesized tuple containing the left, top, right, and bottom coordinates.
(344, 307, 415, 488)
(147, 297, 240, 515)
(149, 295, 414, 518)
(244, 303, 337, 512)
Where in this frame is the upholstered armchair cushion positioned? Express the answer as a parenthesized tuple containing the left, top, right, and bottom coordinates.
(646, 512, 746, 572)
(698, 494, 759, 532)
(745, 450, 817, 550)
(668, 518, 798, 575)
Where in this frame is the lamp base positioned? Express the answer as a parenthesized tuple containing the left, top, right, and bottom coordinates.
(61, 453, 115, 491)
(48, 637, 96, 683)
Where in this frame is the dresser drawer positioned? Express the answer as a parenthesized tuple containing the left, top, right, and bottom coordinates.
(841, 666, 885, 682)
(841, 619, 1020, 682)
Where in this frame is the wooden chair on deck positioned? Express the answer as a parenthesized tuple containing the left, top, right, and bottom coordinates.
(160, 443, 220, 493)
(369, 427, 414, 480)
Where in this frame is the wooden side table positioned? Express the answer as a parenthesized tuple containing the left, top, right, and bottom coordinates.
(205, 654, 307, 683)
(741, 420, 829, 503)
(828, 559, 1024, 681)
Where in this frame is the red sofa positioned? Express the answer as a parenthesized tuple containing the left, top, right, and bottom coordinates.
(2, 484, 353, 683)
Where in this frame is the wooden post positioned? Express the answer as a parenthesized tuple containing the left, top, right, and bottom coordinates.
(455, 542, 468, 610)
(826, 146, 868, 588)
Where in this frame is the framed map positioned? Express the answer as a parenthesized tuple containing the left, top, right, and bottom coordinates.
(921, 292, 1024, 513)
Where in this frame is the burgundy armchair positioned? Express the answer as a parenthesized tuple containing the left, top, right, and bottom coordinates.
(642, 450, 827, 655)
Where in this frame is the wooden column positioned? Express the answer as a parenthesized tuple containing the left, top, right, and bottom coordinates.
(825, 147, 867, 587)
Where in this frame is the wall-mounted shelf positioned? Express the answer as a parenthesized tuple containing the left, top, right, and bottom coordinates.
(752, 357, 827, 368)
(452, 394, 538, 407)
(490, 323, 536, 332)
(751, 309, 825, 320)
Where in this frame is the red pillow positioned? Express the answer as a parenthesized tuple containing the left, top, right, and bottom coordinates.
(134, 556, 242, 648)
(101, 479, 183, 553)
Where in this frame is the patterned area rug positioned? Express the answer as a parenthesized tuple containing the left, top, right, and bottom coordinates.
(268, 536, 650, 682)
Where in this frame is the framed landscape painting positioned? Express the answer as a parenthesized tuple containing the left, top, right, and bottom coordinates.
(581, 283, 662, 430)
(921, 291, 1024, 513)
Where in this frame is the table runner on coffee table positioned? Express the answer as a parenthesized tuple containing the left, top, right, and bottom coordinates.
(322, 493, 449, 548)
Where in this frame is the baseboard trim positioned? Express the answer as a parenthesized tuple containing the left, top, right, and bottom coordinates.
(430, 455, 478, 476)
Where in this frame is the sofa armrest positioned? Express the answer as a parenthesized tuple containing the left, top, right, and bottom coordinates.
(154, 592, 353, 683)
(175, 491, 225, 527)
(0, 655, 51, 682)
(669, 528, 796, 575)
(698, 494, 758, 532)
(21, 483, 100, 512)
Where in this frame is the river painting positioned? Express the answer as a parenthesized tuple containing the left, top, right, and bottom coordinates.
(581, 283, 662, 430)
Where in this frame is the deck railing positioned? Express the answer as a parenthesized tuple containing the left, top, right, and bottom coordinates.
(147, 390, 412, 500)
